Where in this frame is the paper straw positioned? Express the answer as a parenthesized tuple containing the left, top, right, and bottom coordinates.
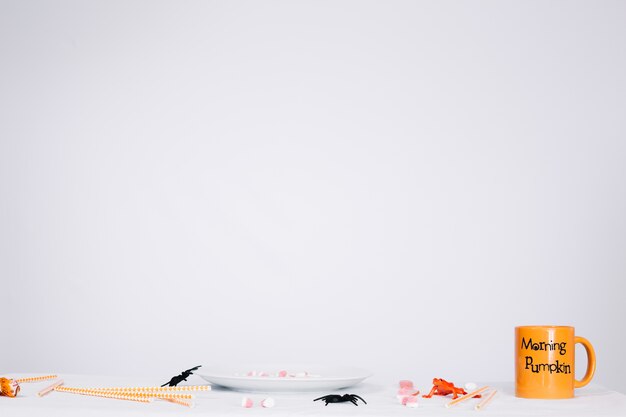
(37, 380, 64, 397)
(54, 386, 152, 403)
(56, 386, 193, 400)
(445, 386, 489, 408)
(16, 375, 58, 383)
(80, 390, 194, 400)
(475, 390, 497, 411)
(124, 392, 194, 400)
(164, 398, 195, 408)
(89, 385, 210, 392)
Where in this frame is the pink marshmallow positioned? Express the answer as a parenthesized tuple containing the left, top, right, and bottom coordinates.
(404, 397, 418, 408)
(278, 370, 288, 377)
(241, 397, 253, 408)
(403, 396, 418, 408)
(398, 388, 414, 396)
(399, 380, 414, 389)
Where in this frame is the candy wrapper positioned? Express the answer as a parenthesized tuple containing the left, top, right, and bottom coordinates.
(0, 377, 20, 397)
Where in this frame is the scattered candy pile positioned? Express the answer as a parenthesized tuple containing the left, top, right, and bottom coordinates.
(396, 379, 488, 409)
(3, 372, 498, 412)
(238, 370, 321, 378)
(241, 396, 275, 408)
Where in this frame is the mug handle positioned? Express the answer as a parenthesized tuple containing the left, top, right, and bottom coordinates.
(574, 336, 596, 388)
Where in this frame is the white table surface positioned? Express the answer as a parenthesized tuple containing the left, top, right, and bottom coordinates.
(2, 373, 626, 417)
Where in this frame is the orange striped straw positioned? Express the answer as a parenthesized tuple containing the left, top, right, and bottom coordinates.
(16, 375, 58, 383)
(56, 386, 193, 400)
(54, 386, 152, 403)
(79, 390, 193, 400)
(89, 385, 210, 392)
(120, 392, 194, 400)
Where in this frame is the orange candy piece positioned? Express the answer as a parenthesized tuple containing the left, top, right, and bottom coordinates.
(0, 377, 20, 397)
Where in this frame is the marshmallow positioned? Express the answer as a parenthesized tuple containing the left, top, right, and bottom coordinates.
(397, 387, 420, 402)
(465, 382, 478, 392)
(241, 397, 253, 408)
(278, 370, 288, 378)
(399, 380, 414, 389)
(404, 396, 419, 408)
(261, 397, 275, 408)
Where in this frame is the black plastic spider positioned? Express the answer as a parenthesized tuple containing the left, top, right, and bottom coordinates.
(313, 394, 367, 406)
(161, 366, 202, 387)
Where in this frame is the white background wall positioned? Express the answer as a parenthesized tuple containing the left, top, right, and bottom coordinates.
(1, 0, 625, 394)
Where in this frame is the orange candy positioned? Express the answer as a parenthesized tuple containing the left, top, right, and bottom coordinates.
(0, 377, 20, 397)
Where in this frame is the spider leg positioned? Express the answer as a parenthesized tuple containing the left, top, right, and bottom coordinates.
(351, 394, 367, 404)
(313, 395, 331, 402)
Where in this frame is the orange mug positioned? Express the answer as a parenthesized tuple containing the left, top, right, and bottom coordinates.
(515, 325, 596, 399)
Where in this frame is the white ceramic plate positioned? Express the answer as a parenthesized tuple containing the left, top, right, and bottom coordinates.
(198, 365, 371, 392)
